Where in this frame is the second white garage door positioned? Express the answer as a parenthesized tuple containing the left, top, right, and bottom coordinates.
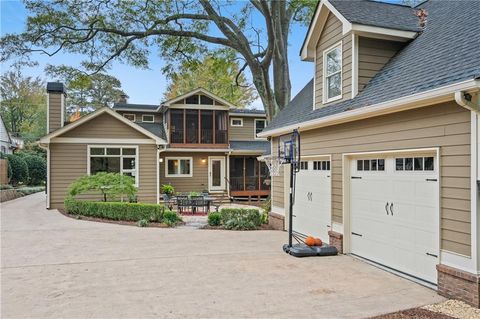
(349, 153, 439, 284)
(293, 157, 331, 242)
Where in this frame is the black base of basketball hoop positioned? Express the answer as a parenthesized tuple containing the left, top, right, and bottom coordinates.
(283, 243, 338, 258)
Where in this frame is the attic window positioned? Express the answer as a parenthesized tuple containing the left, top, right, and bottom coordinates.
(142, 114, 155, 123)
(185, 95, 199, 104)
(200, 95, 214, 105)
(323, 43, 342, 103)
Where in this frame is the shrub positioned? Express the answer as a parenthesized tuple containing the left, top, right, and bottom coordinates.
(262, 196, 271, 213)
(68, 172, 137, 202)
(163, 210, 181, 227)
(6, 154, 29, 186)
(16, 186, 45, 195)
(23, 155, 46, 185)
(137, 219, 149, 227)
(207, 212, 221, 226)
(161, 184, 175, 196)
(64, 198, 166, 222)
(219, 208, 262, 230)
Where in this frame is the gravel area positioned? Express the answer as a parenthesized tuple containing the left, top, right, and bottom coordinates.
(422, 300, 480, 319)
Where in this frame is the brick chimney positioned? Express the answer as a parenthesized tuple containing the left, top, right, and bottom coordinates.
(46, 82, 66, 133)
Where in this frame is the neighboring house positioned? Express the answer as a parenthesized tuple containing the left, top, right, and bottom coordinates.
(39, 84, 270, 210)
(0, 115, 23, 154)
(259, 0, 480, 307)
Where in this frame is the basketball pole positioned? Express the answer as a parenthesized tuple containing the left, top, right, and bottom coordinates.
(288, 160, 294, 247)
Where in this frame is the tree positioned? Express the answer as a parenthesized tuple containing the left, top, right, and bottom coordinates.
(6, 154, 29, 186)
(165, 50, 257, 107)
(0, 66, 46, 142)
(1, 1, 316, 120)
(68, 172, 137, 202)
(23, 155, 46, 185)
(45, 64, 126, 115)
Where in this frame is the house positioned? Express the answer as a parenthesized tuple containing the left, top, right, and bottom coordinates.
(259, 0, 480, 307)
(0, 115, 23, 154)
(39, 83, 270, 209)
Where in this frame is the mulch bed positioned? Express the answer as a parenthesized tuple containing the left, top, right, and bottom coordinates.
(201, 224, 277, 231)
(58, 209, 185, 228)
(371, 308, 454, 319)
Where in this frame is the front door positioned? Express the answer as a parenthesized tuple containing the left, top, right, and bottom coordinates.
(208, 157, 226, 192)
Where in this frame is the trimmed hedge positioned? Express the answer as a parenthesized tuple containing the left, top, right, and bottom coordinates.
(6, 154, 29, 185)
(64, 197, 166, 222)
(219, 208, 261, 230)
(23, 155, 46, 185)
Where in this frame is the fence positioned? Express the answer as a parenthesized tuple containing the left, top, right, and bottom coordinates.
(0, 159, 8, 185)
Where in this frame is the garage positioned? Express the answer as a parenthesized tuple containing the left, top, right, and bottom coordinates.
(349, 151, 439, 285)
(292, 157, 331, 242)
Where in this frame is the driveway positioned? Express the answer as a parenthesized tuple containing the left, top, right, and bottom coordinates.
(1, 193, 443, 319)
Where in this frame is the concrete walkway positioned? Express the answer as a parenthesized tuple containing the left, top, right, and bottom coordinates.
(1, 193, 444, 319)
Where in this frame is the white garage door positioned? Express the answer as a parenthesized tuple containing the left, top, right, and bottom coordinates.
(293, 158, 331, 241)
(350, 153, 439, 284)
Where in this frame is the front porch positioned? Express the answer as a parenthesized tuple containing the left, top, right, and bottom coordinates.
(228, 155, 270, 201)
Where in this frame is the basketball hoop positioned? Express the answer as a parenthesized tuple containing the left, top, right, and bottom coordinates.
(263, 155, 283, 177)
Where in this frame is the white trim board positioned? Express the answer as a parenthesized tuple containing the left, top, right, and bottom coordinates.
(50, 138, 156, 144)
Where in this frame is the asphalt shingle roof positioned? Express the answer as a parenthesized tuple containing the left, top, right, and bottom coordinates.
(265, 0, 480, 133)
(329, 0, 422, 32)
(230, 141, 270, 154)
(136, 122, 167, 141)
(230, 108, 266, 115)
(113, 103, 159, 111)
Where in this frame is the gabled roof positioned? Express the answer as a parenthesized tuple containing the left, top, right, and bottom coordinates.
(39, 107, 167, 144)
(301, 0, 419, 60)
(136, 122, 167, 141)
(112, 103, 161, 112)
(229, 108, 266, 116)
(162, 87, 237, 109)
(263, 1, 480, 136)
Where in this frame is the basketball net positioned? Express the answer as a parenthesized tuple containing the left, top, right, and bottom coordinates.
(263, 155, 283, 177)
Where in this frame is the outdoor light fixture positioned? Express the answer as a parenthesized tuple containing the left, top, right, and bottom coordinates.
(201, 158, 206, 163)
(159, 158, 164, 163)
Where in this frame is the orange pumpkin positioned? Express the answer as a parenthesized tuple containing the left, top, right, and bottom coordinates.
(314, 238, 323, 246)
(305, 236, 316, 246)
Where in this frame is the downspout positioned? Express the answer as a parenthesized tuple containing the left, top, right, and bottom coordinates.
(157, 145, 167, 204)
(226, 150, 232, 199)
(38, 142, 50, 209)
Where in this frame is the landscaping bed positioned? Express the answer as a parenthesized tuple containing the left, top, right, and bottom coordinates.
(202, 208, 270, 230)
(0, 185, 45, 202)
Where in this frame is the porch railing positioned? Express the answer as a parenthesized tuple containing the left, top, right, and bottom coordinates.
(229, 176, 271, 192)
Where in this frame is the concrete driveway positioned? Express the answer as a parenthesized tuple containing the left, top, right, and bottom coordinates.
(1, 193, 443, 319)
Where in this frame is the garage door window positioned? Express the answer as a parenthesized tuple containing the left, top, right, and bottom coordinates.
(396, 156, 434, 171)
(313, 160, 330, 171)
(357, 159, 384, 171)
(300, 161, 309, 170)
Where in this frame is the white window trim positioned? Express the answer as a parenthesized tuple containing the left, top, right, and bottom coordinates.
(142, 114, 155, 123)
(87, 145, 139, 186)
(254, 119, 267, 140)
(323, 41, 343, 104)
(230, 118, 243, 127)
(165, 156, 193, 178)
(123, 113, 136, 121)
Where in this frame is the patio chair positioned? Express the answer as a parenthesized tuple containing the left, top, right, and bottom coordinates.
(176, 195, 190, 214)
(190, 196, 209, 214)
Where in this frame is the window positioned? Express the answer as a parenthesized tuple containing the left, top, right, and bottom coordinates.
(88, 146, 138, 185)
(142, 114, 154, 123)
(300, 161, 309, 170)
(200, 95, 214, 105)
(231, 118, 243, 127)
(185, 95, 199, 104)
(165, 157, 193, 177)
(396, 156, 434, 171)
(255, 119, 266, 137)
(323, 43, 342, 102)
(313, 160, 330, 171)
(356, 159, 385, 171)
(123, 114, 135, 121)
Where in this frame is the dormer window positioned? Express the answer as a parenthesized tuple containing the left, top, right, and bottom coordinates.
(142, 114, 154, 123)
(323, 42, 342, 103)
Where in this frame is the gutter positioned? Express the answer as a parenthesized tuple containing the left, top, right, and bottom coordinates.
(259, 79, 480, 138)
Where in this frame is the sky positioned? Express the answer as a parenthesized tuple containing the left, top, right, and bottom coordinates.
(0, 0, 315, 109)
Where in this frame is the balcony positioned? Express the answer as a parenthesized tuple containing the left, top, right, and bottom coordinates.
(169, 109, 228, 148)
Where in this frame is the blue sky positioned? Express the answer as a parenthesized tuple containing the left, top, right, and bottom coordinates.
(0, 0, 314, 109)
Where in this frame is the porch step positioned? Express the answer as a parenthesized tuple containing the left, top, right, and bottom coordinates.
(207, 193, 232, 205)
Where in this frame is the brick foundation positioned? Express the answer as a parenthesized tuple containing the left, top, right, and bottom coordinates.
(268, 212, 285, 230)
(328, 231, 343, 254)
(437, 264, 479, 308)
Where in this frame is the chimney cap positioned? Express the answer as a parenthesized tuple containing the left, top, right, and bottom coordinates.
(47, 82, 66, 93)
